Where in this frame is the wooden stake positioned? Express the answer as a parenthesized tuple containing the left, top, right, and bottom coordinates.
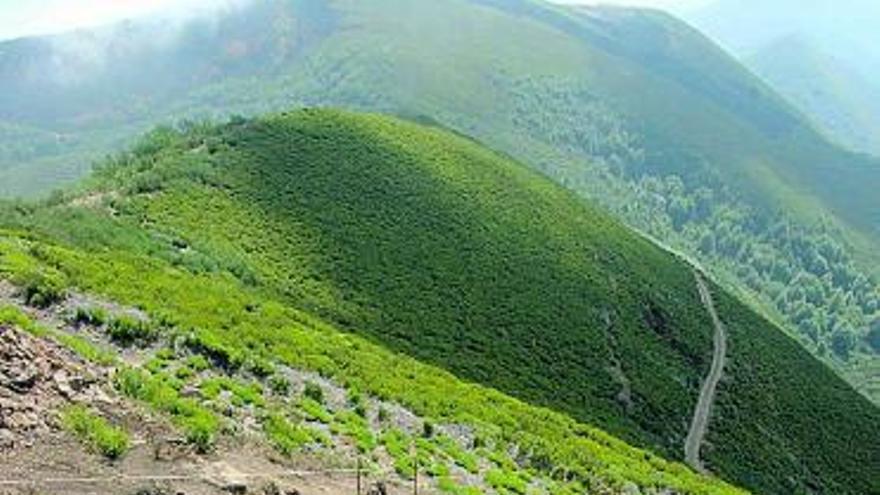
(412, 443, 418, 495)
(356, 456, 361, 495)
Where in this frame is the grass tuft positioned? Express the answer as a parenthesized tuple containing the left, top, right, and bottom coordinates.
(60, 405, 130, 459)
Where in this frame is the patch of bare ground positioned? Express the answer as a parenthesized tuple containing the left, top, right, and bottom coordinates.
(0, 283, 435, 495)
(0, 323, 419, 495)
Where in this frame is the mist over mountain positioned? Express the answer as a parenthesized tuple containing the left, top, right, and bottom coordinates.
(687, 0, 880, 155)
(746, 36, 880, 156)
(688, 0, 880, 68)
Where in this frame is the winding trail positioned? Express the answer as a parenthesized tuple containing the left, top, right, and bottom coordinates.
(684, 270, 728, 472)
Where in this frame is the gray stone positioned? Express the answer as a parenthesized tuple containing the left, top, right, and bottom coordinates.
(0, 428, 14, 449)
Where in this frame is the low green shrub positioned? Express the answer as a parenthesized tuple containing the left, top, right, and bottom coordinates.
(485, 468, 528, 495)
(115, 367, 219, 452)
(438, 477, 484, 495)
(1, 304, 114, 364)
(107, 315, 157, 346)
(200, 377, 265, 407)
(247, 356, 275, 378)
(0, 215, 753, 495)
(175, 365, 195, 380)
(54, 332, 116, 365)
(0, 304, 45, 335)
(331, 410, 376, 454)
(19, 267, 66, 308)
(61, 405, 130, 459)
(263, 413, 328, 456)
(183, 331, 244, 371)
(382, 429, 416, 479)
(435, 435, 480, 474)
(73, 306, 108, 326)
(348, 389, 368, 418)
(299, 397, 333, 424)
(303, 381, 324, 404)
(145, 356, 170, 373)
(426, 461, 450, 478)
(377, 407, 390, 423)
(269, 375, 291, 396)
(186, 354, 211, 372)
(178, 411, 219, 452)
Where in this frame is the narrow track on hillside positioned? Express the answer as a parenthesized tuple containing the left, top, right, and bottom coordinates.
(684, 270, 728, 472)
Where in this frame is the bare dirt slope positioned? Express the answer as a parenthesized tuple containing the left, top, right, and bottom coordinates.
(0, 323, 416, 495)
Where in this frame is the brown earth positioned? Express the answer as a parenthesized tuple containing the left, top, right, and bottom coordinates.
(0, 325, 418, 495)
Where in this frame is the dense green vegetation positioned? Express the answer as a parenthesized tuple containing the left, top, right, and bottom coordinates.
(0, 227, 743, 492)
(501, 76, 880, 399)
(705, 285, 879, 494)
(88, 110, 718, 458)
(0, 0, 875, 402)
(1, 109, 876, 493)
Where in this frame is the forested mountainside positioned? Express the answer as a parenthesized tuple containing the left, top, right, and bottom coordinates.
(0, 0, 877, 401)
(2, 109, 878, 494)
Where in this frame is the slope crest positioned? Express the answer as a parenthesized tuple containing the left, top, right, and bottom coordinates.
(81, 109, 880, 494)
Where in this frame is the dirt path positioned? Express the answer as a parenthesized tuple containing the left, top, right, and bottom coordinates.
(684, 270, 728, 472)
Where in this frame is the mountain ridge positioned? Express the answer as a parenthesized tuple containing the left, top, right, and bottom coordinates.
(0, 0, 877, 416)
(6, 108, 871, 494)
(746, 35, 880, 156)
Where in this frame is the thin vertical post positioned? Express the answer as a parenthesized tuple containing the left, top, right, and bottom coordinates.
(356, 456, 362, 495)
(411, 443, 418, 495)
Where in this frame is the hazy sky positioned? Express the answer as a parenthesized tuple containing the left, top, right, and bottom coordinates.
(550, 0, 710, 9)
(0, 0, 712, 41)
(0, 0, 244, 40)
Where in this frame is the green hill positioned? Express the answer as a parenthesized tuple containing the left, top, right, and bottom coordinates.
(4, 109, 876, 494)
(0, 0, 877, 400)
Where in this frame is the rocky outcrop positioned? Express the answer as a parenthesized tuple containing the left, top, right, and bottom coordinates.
(0, 325, 108, 450)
